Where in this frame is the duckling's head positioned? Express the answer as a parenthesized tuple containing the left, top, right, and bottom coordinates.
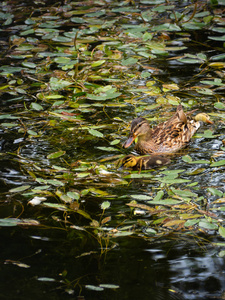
(123, 117, 150, 148)
(194, 113, 213, 124)
(120, 155, 137, 168)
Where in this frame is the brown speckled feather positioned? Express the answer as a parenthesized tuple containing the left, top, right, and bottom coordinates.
(123, 105, 201, 154)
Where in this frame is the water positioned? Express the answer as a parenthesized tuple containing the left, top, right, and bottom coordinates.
(1, 0, 225, 299)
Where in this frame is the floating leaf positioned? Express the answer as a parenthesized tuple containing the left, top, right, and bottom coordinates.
(22, 62, 36, 68)
(91, 60, 106, 67)
(46, 179, 64, 186)
(121, 58, 138, 66)
(49, 77, 73, 90)
(47, 151, 66, 159)
(67, 191, 80, 200)
(99, 284, 119, 289)
(0, 218, 39, 227)
(210, 160, 225, 167)
(37, 277, 56, 282)
(182, 155, 192, 163)
(130, 194, 151, 201)
(207, 187, 223, 197)
(184, 219, 200, 227)
(199, 221, 218, 230)
(0, 218, 19, 227)
(88, 129, 103, 138)
(171, 188, 198, 198)
(76, 209, 92, 220)
(30, 102, 43, 111)
(9, 185, 31, 193)
(218, 250, 225, 257)
(101, 201, 111, 210)
(148, 199, 181, 205)
(43, 202, 67, 211)
(214, 102, 225, 110)
(87, 88, 121, 100)
(97, 146, 118, 152)
(156, 178, 191, 184)
(85, 285, 104, 291)
(153, 190, 164, 201)
(219, 226, 225, 239)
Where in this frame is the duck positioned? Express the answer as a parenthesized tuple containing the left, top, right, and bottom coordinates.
(123, 105, 213, 154)
(120, 154, 170, 171)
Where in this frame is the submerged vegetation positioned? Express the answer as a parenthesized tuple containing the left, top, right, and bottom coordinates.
(1, 0, 225, 296)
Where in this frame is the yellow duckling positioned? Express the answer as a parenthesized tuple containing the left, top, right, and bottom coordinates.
(120, 154, 170, 171)
(123, 105, 213, 154)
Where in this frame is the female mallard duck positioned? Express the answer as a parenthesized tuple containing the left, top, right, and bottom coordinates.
(123, 105, 213, 154)
(120, 154, 170, 171)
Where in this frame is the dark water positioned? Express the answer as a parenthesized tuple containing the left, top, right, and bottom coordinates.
(1, 0, 225, 299)
(1, 224, 225, 300)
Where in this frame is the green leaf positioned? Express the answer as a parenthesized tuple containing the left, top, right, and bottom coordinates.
(199, 221, 218, 230)
(22, 62, 36, 68)
(67, 192, 80, 200)
(101, 201, 111, 210)
(218, 250, 225, 257)
(0, 114, 18, 120)
(47, 151, 65, 159)
(121, 58, 138, 66)
(210, 53, 225, 61)
(207, 187, 223, 197)
(148, 199, 181, 205)
(54, 57, 71, 64)
(49, 77, 73, 90)
(153, 190, 164, 201)
(156, 178, 191, 184)
(177, 58, 204, 64)
(91, 60, 106, 67)
(43, 202, 67, 211)
(110, 139, 120, 145)
(88, 129, 103, 138)
(219, 226, 225, 239)
(46, 179, 64, 186)
(76, 209, 92, 220)
(184, 219, 200, 227)
(87, 88, 121, 100)
(30, 102, 44, 111)
(214, 102, 225, 110)
(0, 218, 19, 227)
(131, 195, 151, 201)
(210, 160, 225, 167)
(9, 185, 31, 193)
(71, 17, 86, 23)
(171, 187, 198, 198)
(97, 146, 118, 152)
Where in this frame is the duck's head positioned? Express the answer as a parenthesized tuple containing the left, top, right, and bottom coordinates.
(194, 113, 213, 124)
(120, 155, 138, 168)
(123, 117, 150, 148)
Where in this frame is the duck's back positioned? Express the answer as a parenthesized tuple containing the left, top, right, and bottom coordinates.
(135, 107, 200, 154)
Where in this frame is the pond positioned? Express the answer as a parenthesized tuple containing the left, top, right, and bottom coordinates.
(1, 0, 225, 299)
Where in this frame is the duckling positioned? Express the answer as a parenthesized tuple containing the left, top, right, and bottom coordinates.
(123, 105, 213, 154)
(120, 154, 170, 171)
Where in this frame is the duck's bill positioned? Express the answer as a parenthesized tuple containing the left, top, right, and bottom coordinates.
(123, 135, 135, 148)
(205, 119, 214, 124)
